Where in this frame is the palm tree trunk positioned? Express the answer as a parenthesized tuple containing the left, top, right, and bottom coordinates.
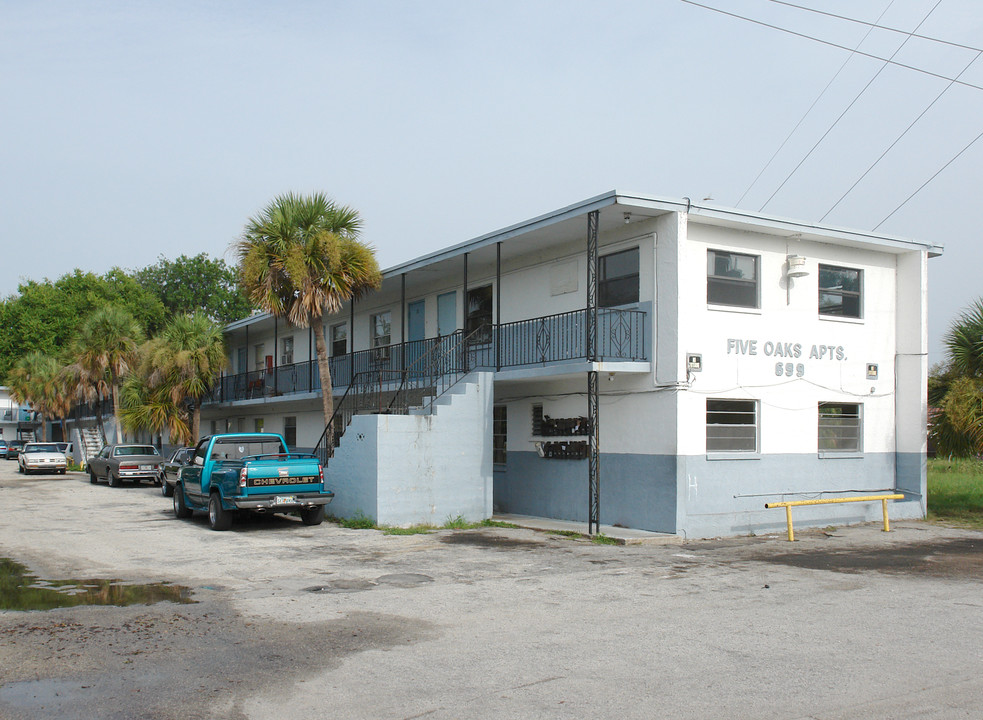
(192, 403, 201, 444)
(311, 321, 334, 446)
(112, 380, 123, 443)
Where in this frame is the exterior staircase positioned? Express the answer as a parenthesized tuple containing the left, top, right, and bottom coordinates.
(76, 426, 104, 465)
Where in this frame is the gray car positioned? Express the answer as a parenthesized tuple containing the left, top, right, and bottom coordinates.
(88, 444, 163, 487)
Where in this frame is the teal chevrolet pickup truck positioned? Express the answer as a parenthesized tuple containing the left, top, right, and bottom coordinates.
(172, 433, 334, 531)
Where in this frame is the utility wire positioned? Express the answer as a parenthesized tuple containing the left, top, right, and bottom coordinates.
(735, 0, 896, 207)
(679, 1, 983, 93)
(821, 49, 983, 222)
(874, 125, 983, 230)
(758, 0, 943, 212)
(767, 0, 983, 55)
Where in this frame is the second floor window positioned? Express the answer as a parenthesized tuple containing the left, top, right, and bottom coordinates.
(280, 336, 294, 365)
(331, 323, 347, 357)
(466, 285, 493, 343)
(599, 247, 639, 307)
(708, 250, 758, 308)
(371, 312, 391, 359)
(819, 265, 862, 318)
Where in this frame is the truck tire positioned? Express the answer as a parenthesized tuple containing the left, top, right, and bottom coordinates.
(173, 484, 192, 519)
(300, 505, 325, 526)
(208, 493, 233, 531)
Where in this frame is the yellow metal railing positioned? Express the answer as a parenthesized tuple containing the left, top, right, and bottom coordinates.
(765, 494, 905, 542)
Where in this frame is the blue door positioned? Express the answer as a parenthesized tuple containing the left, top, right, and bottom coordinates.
(437, 292, 457, 336)
(406, 300, 426, 373)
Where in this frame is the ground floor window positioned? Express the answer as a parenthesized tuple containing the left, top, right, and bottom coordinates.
(706, 399, 758, 453)
(818, 402, 862, 453)
(284, 416, 297, 448)
(493, 405, 507, 465)
(254, 418, 264, 433)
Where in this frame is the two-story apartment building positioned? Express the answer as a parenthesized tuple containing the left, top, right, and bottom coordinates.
(200, 191, 941, 538)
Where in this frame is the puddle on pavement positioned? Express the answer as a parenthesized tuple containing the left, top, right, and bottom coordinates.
(0, 557, 194, 610)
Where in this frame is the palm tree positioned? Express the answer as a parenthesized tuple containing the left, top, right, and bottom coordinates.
(931, 298, 983, 457)
(233, 192, 381, 436)
(143, 313, 227, 442)
(119, 370, 192, 446)
(73, 307, 144, 444)
(7, 351, 67, 442)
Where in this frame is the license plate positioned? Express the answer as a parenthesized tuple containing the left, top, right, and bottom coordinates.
(139, 464, 152, 471)
(274, 495, 296, 506)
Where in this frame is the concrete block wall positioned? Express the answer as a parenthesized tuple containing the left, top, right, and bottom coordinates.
(325, 372, 494, 526)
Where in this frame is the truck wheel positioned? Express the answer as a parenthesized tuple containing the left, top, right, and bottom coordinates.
(161, 478, 174, 497)
(208, 494, 232, 531)
(173, 484, 192, 519)
(89, 469, 98, 484)
(109, 471, 121, 488)
(300, 506, 325, 526)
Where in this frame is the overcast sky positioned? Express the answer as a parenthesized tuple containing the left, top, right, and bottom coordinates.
(2, 0, 981, 366)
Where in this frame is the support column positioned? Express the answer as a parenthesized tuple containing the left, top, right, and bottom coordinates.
(463, 252, 469, 372)
(587, 210, 600, 535)
(308, 325, 313, 393)
(349, 299, 355, 382)
(496, 241, 502, 372)
(401, 273, 406, 372)
(273, 316, 278, 395)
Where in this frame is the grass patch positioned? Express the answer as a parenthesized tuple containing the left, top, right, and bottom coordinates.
(590, 533, 620, 545)
(928, 457, 983, 529)
(337, 511, 376, 530)
(382, 525, 435, 535)
(480, 519, 519, 529)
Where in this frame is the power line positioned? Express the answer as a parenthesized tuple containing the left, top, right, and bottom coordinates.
(767, 0, 983, 55)
(735, 0, 896, 207)
(874, 126, 983, 230)
(821, 49, 983, 222)
(679, 0, 983, 93)
(759, 0, 943, 212)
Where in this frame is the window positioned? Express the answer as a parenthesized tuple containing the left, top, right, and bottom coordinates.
(708, 250, 759, 308)
(819, 265, 862, 318)
(706, 399, 758, 453)
(466, 285, 493, 343)
(254, 418, 264, 433)
(493, 405, 507, 465)
(254, 343, 266, 371)
(371, 311, 391, 360)
(599, 247, 639, 307)
(818, 403, 862, 453)
(280, 336, 294, 365)
(331, 323, 347, 357)
(283, 416, 297, 448)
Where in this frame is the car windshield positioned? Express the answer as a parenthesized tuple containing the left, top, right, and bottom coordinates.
(210, 439, 286, 461)
(24, 444, 59, 453)
(113, 446, 160, 457)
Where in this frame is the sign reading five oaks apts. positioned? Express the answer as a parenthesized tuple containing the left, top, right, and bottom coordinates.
(726, 338, 846, 378)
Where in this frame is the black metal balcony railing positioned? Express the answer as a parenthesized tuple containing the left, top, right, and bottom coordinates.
(205, 307, 646, 405)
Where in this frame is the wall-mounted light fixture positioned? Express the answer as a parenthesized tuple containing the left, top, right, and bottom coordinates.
(623, 212, 631, 224)
(786, 255, 808, 277)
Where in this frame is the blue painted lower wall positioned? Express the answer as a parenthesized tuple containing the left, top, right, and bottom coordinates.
(495, 451, 677, 533)
(495, 451, 926, 537)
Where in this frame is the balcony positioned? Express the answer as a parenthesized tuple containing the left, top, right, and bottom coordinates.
(205, 307, 647, 405)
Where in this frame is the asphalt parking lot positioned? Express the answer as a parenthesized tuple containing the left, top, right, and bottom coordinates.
(2, 462, 983, 720)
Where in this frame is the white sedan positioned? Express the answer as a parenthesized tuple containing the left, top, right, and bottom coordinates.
(18, 442, 69, 475)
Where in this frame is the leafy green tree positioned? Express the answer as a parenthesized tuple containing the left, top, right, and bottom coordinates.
(0, 270, 165, 380)
(72, 307, 144, 444)
(135, 253, 253, 324)
(120, 359, 191, 447)
(233, 192, 381, 435)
